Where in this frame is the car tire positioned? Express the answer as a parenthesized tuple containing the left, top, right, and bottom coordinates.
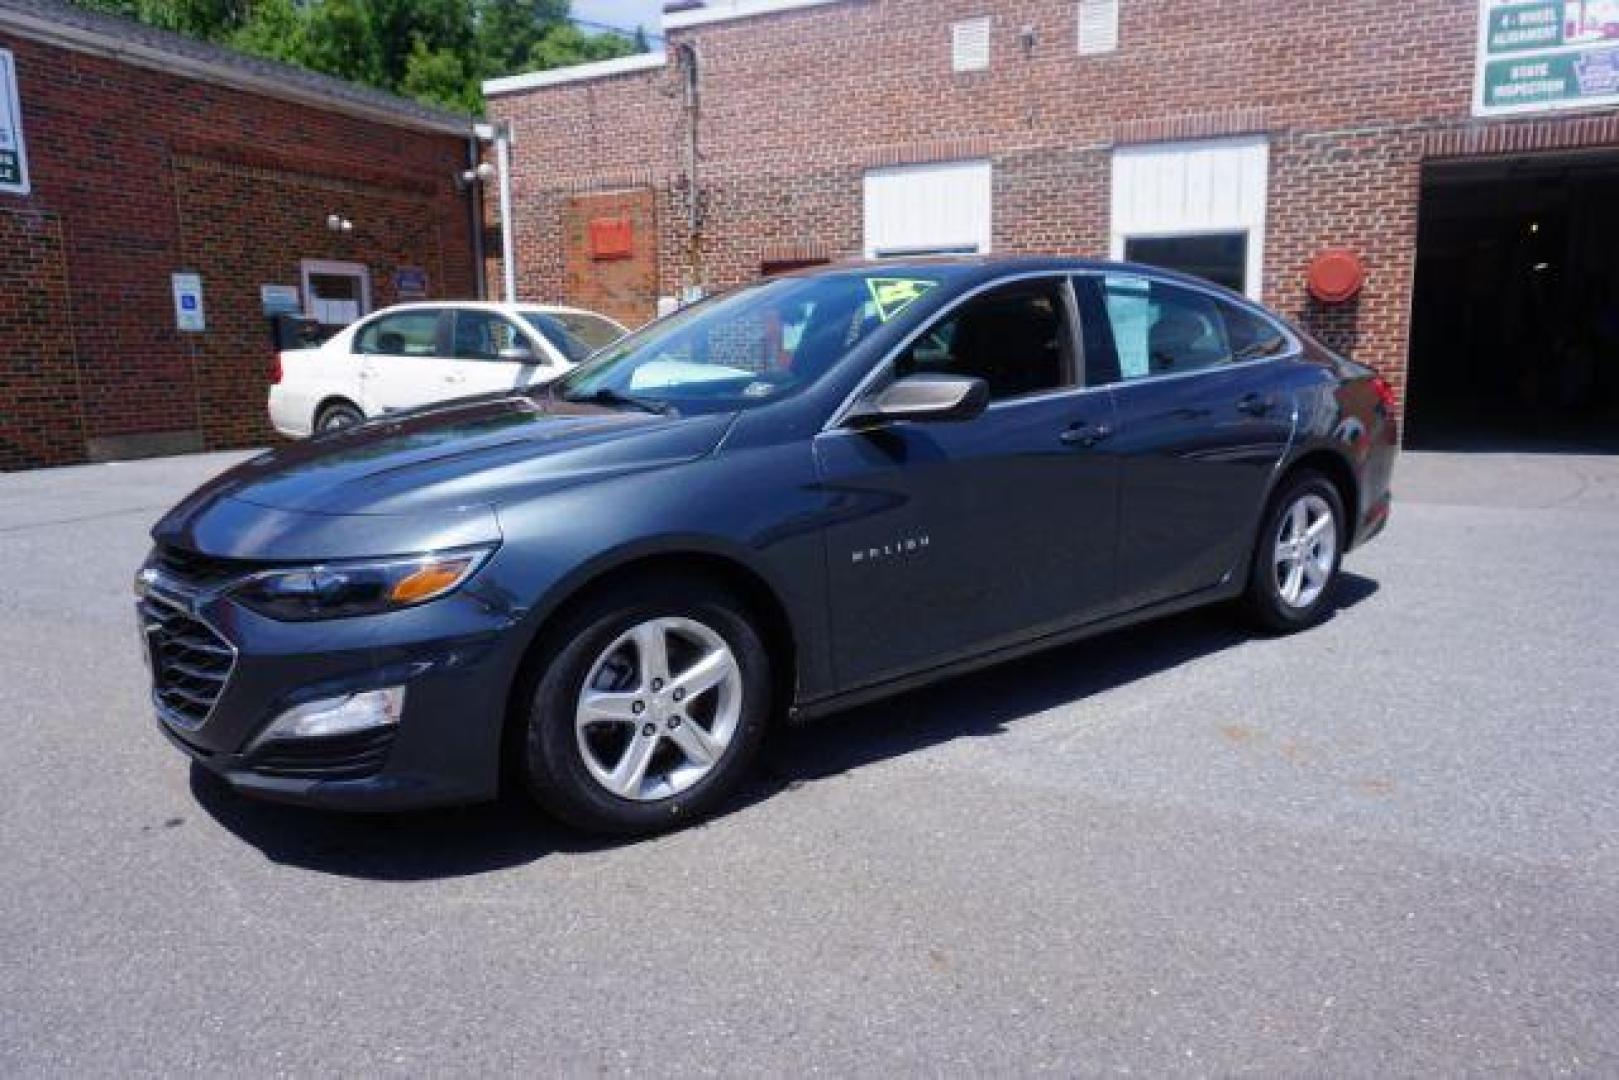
(1242, 470, 1346, 633)
(315, 401, 364, 432)
(520, 577, 772, 836)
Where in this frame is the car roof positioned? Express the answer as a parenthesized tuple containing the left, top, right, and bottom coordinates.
(769, 255, 1256, 303)
(370, 300, 621, 321)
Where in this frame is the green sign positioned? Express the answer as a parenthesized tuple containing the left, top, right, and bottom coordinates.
(1476, 0, 1619, 114)
(0, 48, 28, 195)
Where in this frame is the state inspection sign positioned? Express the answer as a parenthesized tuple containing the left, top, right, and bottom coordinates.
(0, 48, 30, 195)
(1476, 0, 1619, 115)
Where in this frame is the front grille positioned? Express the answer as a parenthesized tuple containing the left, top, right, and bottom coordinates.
(140, 590, 235, 729)
(154, 544, 267, 588)
(244, 728, 397, 780)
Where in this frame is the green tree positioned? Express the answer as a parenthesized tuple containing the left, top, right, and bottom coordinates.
(71, 0, 647, 115)
(400, 36, 482, 114)
(474, 0, 568, 80)
(527, 20, 640, 71)
(228, 0, 312, 68)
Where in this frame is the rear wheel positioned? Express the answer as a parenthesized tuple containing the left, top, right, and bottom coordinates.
(315, 401, 364, 432)
(521, 578, 771, 835)
(1243, 471, 1345, 633)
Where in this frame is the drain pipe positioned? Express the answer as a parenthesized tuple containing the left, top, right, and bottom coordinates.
(465, 134, 488, 300)
(491, 120, 518, 303)
(674, 41, 702, 296)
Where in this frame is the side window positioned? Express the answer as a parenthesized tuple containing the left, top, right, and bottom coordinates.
(353, 311, 440, 357)
(1096, 275, 1232, 381)
(1220, 301, 1290, 361)
(452, 311, 531, 361)
(894, 279, 1074, 401)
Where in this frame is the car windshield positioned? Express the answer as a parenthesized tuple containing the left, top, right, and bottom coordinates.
(518, 310, 625, 363)
(552, 272, 943, 412)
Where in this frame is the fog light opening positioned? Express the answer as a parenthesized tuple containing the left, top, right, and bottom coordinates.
(257, 687, 405, 744)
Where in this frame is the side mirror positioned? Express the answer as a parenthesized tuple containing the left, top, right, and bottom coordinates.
(498, 343, 539, 363)
(846, 373, 989, 429)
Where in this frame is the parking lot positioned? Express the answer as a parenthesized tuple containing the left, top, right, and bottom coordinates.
(2, 449, 1616, 1075)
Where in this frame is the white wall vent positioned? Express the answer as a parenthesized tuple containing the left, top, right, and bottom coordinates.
(1077, 0, 1119, 55)
(951, 17, 991, 72)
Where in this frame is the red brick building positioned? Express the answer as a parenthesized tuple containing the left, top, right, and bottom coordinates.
(486, 0, 1619, 448)
(1, 0, 485, 469)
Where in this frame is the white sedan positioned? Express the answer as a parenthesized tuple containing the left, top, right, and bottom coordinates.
(269, 301, 629, 437)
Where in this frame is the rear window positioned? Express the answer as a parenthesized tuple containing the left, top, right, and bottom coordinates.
(354, 311, 439, 357)
(520, 311, 625, 363)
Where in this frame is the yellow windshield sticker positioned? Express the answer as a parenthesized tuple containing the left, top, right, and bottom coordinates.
(866, 278, 938, 322)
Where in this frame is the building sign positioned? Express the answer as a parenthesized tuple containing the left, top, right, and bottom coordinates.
(0, 48, 30, 195)
(171, 273, 205, 332)
(394, 266, 428, 299)
(260, 284, 302, 316)
(1475, 1, 1619, 115)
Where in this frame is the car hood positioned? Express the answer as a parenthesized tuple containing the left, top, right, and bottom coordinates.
(153, 392, 736, 559)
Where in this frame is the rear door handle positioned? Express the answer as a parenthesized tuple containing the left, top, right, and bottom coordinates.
(1060, 421, 1113, 448)
(1236, 392, 1275, 416)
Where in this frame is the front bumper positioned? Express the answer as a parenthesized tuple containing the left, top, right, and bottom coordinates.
(139, 570, 527, 811)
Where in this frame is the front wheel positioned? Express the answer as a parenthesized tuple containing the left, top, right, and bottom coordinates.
(1243, 471, 1345, 633)
(521, 579, 772, 835)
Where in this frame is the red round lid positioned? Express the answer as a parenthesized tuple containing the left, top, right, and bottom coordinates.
(1307, 248, 1365, 303)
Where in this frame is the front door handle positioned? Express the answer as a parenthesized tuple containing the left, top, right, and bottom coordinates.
(1060, 421, 1113, 448)
(1236, 392, 1275, 417)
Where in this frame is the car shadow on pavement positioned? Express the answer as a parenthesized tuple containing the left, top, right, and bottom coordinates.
(190, 573, 1378, 881)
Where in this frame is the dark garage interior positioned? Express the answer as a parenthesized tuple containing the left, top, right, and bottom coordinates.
(1407, 153, 1619, 451)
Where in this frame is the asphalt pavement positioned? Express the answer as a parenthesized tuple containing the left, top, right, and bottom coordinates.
(1, 449, 1616, 1075)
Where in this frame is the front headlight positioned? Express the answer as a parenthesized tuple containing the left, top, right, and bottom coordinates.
(231, 546, 495, 621)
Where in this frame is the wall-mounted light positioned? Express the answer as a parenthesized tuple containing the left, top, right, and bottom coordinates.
(326, 214, 354, 234)
(457, 161, 496, 189)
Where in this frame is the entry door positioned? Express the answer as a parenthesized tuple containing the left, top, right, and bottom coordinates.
(1079, 273, 1296, 611)
(814, 277, 1118, 690)
(352, 308, 458, 414)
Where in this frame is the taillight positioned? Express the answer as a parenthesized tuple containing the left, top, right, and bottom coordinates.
(270, 352, 283, 386)
(1370, 375, 1396, 412)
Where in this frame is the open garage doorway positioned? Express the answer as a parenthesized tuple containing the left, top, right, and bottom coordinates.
(1407, 153, 1619, 451)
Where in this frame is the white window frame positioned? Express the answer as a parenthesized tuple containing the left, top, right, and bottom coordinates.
(863, 160, 994, 260)
(1110, 136, 1269, 300)
(299, 259, 372, 326)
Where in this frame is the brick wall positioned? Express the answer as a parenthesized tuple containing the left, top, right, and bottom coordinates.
(488, 0, 1619, 412)
(0, 209, 82, 470)
(0, 32, 477, 469)
(561, 188, 660, 326)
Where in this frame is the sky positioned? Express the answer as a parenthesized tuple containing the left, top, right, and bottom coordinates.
(571, 0, 668, 40)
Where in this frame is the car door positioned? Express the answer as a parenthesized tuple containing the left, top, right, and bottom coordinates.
(445, 310, 549, 397)
(1078, 272, 1297, 612)
(352, 308, 458, 414)
(814, 276, 1120, 690)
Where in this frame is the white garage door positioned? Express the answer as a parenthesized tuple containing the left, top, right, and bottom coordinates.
(863, 160, 993, 259)
(1110, 136, 1269, 299)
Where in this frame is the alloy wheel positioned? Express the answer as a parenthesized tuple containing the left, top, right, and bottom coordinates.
(574, 617, 743, 801)
(1272, 492, 1336, 610)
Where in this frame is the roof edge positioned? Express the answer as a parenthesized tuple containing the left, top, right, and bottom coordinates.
(662, 0, 848, 31)
(482, 52, 666, 96)
(0, 6, 477, 137)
